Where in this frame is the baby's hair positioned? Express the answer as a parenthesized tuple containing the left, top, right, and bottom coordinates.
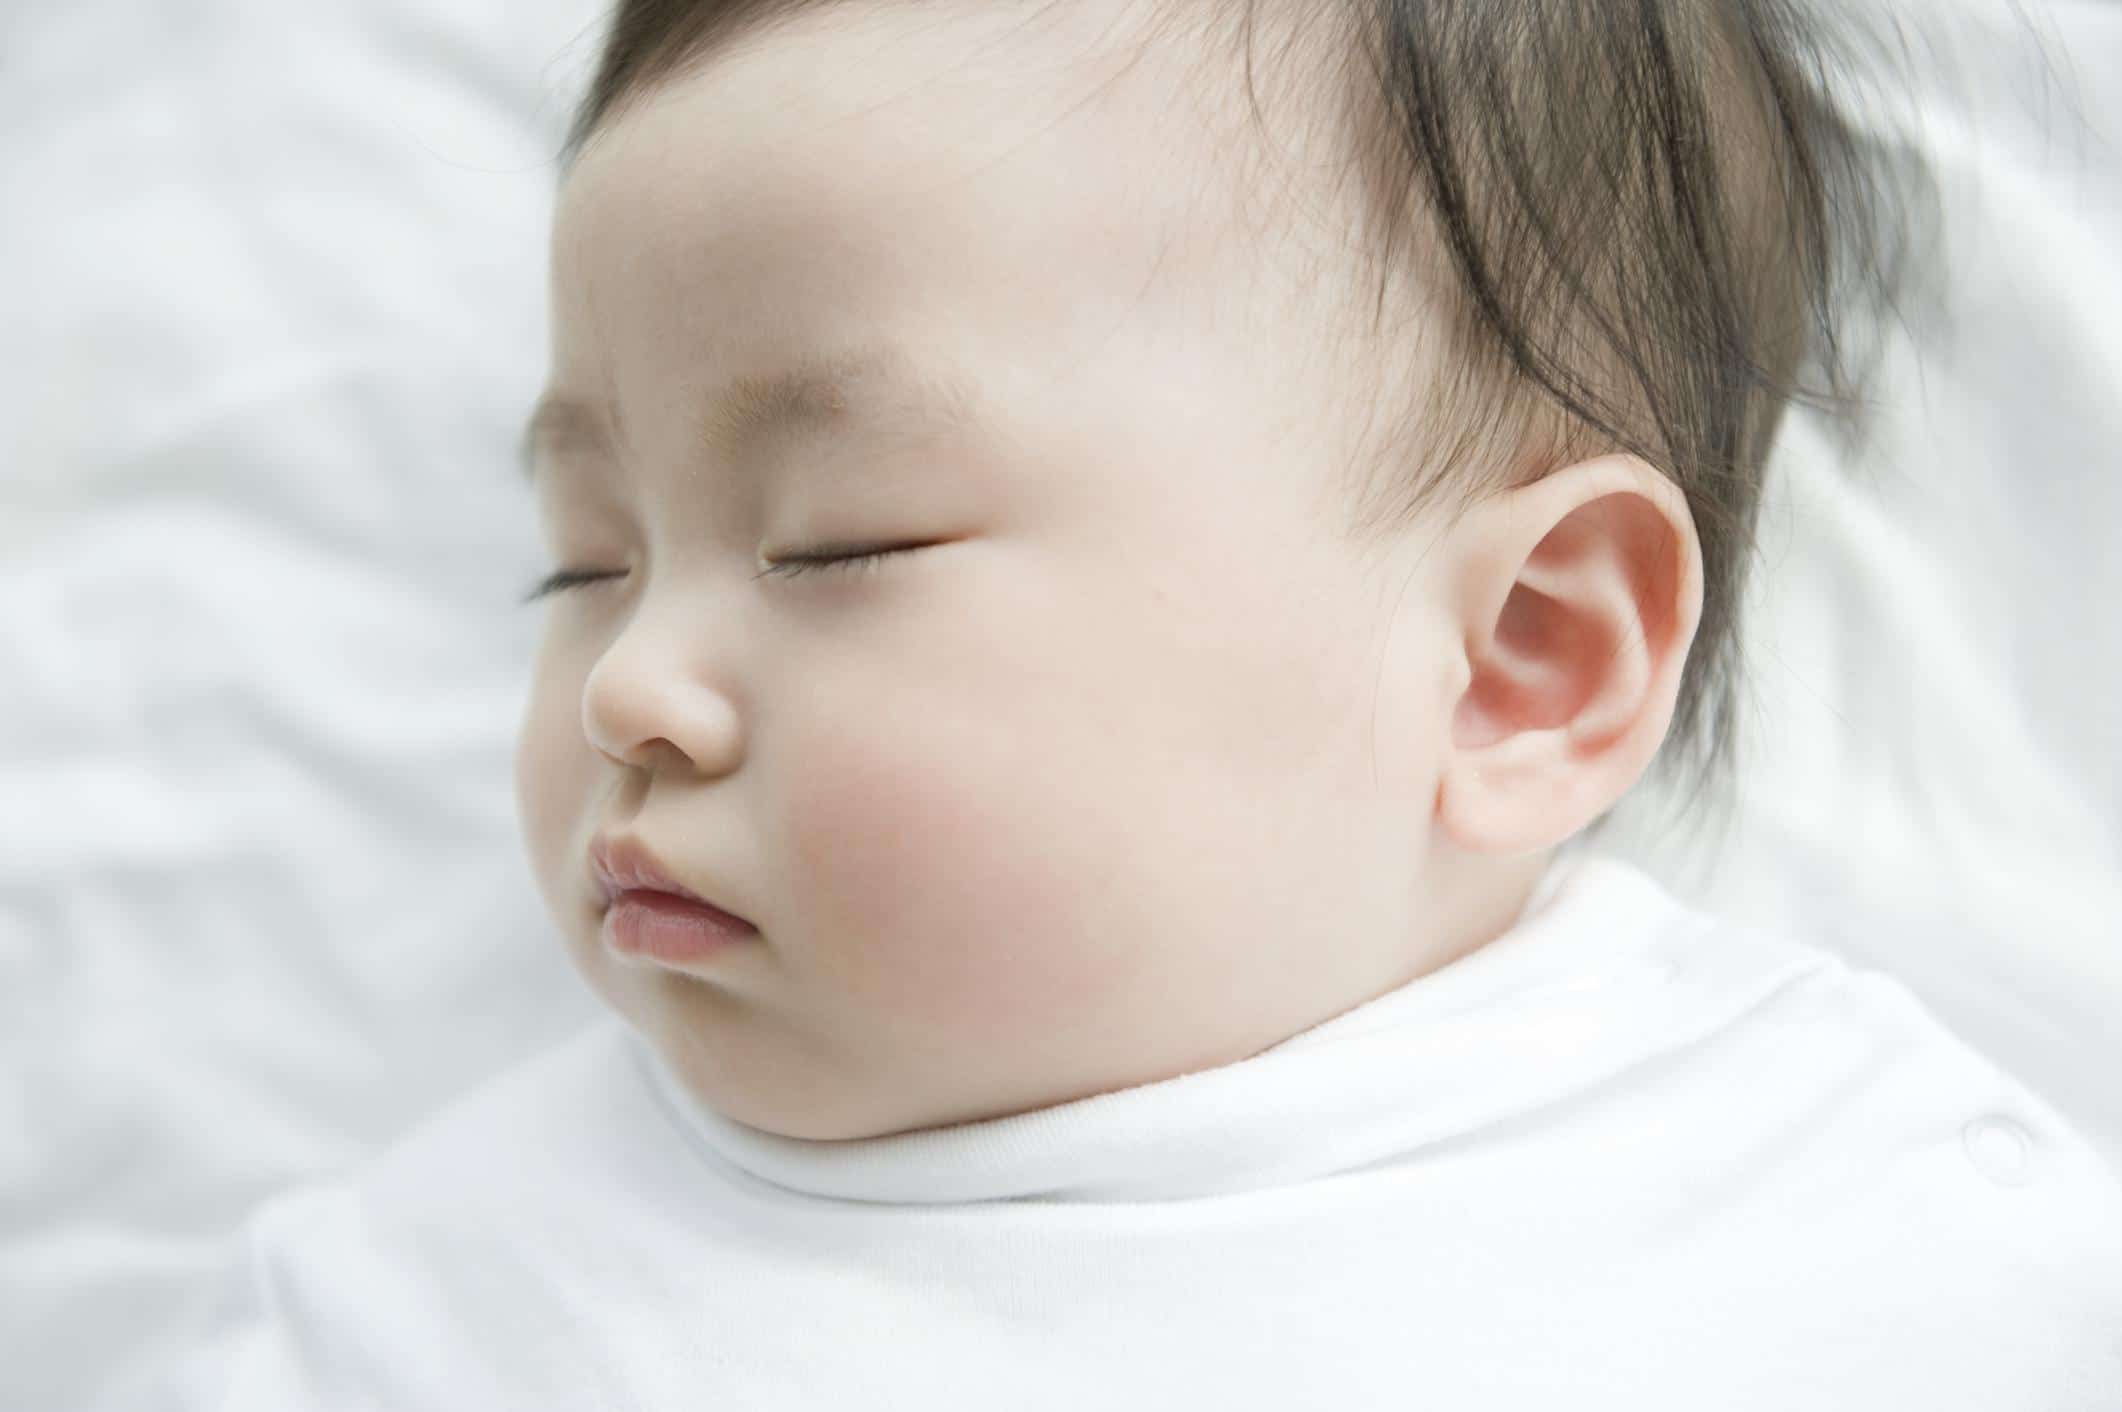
(559, 0, 1935, 827)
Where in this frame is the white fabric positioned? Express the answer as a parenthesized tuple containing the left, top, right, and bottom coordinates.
(103, 856, 2122, 1410)
(5, 2, 2120, 1409)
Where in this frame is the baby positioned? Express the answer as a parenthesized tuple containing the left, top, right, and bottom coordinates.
(130, 0, 2122, 1407)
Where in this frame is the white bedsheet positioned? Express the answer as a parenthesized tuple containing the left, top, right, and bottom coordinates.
(3, 2, 2117, 1409)
(1, 4, 610, 1408)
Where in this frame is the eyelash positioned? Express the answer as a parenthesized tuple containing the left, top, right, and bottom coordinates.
(520, 543, 927, 605)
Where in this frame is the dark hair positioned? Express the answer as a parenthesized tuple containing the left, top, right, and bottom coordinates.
(559, 0, 1934, 826)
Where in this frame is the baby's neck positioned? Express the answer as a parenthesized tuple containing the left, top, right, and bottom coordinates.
(1421, 846, 1556, 979)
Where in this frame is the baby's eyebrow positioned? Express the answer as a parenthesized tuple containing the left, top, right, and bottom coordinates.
(518, 341, 990, 484)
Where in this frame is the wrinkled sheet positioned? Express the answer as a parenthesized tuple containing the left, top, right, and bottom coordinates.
(2, 2, 2116, 1409)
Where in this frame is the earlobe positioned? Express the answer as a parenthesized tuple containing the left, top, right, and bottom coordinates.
(1436, 454, 1703, 855)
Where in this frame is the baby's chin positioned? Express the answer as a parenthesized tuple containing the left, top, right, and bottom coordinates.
(579, 962, 853, 1140)
(615, 982, 1069, 1143)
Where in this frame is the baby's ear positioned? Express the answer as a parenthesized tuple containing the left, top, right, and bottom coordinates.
(1435, 453, 1704, 854)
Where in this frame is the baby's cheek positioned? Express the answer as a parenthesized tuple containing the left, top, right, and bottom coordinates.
(778, 715, 1141, 1048)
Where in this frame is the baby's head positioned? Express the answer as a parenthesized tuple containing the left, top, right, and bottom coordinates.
(516, 0, 1910, 1140)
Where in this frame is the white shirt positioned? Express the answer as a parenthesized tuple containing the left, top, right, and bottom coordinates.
(115, 853, 2122, 1409)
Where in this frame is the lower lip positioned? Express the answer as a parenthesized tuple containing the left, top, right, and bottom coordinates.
(602, 891, 759, 965)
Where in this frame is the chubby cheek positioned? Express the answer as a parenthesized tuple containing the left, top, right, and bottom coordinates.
(775, 698, 1143, 1051)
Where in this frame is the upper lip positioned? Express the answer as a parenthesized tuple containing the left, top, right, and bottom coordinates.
(589, 834, 752, 926)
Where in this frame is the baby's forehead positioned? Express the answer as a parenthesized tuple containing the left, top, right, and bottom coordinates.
(552, 0, 1396, 413)
(561, 0, 1368, 284)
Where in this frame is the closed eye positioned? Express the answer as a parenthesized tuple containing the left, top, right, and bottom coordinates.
(522, 540, 944, 606)
(754, 541, 943, 582)
(521, 568, 621, 605)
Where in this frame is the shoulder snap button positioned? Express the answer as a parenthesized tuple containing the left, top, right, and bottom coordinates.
(1962, 1115, 2035, 1189)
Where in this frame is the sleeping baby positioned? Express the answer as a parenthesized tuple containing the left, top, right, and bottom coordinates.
(126, 0, 2122, 1406)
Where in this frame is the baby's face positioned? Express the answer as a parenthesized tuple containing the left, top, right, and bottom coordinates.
(517, 0, 1486, 1140)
